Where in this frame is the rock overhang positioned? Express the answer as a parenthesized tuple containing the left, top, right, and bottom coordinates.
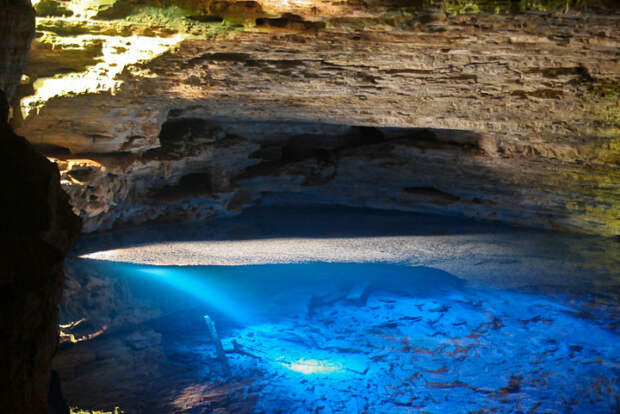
(9, 0, 620, 236)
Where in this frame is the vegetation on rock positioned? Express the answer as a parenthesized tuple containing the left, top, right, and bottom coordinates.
(35, 0, 74, 17)
(70, 408, 124, 414)
(432, 0, 618, 15)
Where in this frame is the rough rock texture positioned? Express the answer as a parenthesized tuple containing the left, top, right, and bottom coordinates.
(14, 1, 620, 236)
(0, 115, 81, 413)
(59, 261, 162, 344)
(0, 0, 35, 102)
(0, 3, 81, 411)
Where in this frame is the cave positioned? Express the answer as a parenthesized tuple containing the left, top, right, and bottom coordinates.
(1, 0, 619, 413)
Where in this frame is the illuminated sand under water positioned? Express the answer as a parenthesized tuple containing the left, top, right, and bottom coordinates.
(63, 206, 619, 413)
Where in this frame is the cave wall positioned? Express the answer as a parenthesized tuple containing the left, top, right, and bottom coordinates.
(15, 0, 620, 236)
(0, 1, 615, 411)
(0, 0, 35, 103)
(0, 123, 80, 413)
(0, 2, 81, 412)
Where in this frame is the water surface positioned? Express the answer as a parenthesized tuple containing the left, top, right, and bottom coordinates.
(60, 206, 619, 413)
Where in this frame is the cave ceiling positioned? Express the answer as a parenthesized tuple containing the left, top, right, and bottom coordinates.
(11, 0, 620, 235)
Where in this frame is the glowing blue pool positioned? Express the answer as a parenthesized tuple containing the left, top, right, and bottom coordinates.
(59, 206, 620, 413)
(90, 261, 620, 413)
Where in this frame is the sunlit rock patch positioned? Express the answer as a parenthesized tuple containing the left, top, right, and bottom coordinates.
(18, 0, 250, 121)
(20, 22, 185, 119)
(12, 0, 620, 237)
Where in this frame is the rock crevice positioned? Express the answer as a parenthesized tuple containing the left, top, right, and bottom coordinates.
(12, 1, 620, 236)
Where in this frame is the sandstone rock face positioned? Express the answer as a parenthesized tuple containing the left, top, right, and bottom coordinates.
(14, 1, 620, 236)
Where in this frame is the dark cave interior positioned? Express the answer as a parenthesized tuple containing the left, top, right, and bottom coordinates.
(0, 0, 618, 413)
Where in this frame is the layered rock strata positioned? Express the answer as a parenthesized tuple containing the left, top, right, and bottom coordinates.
(14, 1, 620, 236)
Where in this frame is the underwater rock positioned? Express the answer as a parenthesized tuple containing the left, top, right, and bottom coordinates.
(55, 207, 620, 412)
(204, 315, 231, 378)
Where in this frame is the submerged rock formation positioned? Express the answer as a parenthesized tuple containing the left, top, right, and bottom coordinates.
(0, 1, 616, 412)
(15, 0, 620, 236)
(55, 206, 620, 413)
(0, 1, 81, 412)
(0, 1, 613, 411)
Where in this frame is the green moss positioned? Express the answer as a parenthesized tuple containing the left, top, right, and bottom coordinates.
(559, 155, 620, 237)
(116, 6, 245, 37)
(427, 0, 618, 15)
(94, 1, 135, 19)
(329, 0, 617, 31)
(95, 0, 268, 26)
(24, 37, 104, 79)
(94, 0, 214, 20)
(70, 408, 123, 414)
(36, 20, 95, 36)
(562, 79, 620, 237)
(35, 0, 74, 17)
(439, 0, 483, 16)
(587, 80, 620, 139)
(515, 0, 613, 12)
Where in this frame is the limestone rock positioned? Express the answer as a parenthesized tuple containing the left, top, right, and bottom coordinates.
(12, 1, 620, 236)
(34, 0, 74, 17)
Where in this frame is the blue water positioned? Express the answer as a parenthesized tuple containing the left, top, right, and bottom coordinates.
(73, 259, 619, 413)
(123, 263, 466, 324)
(61, 206, 619, 413)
